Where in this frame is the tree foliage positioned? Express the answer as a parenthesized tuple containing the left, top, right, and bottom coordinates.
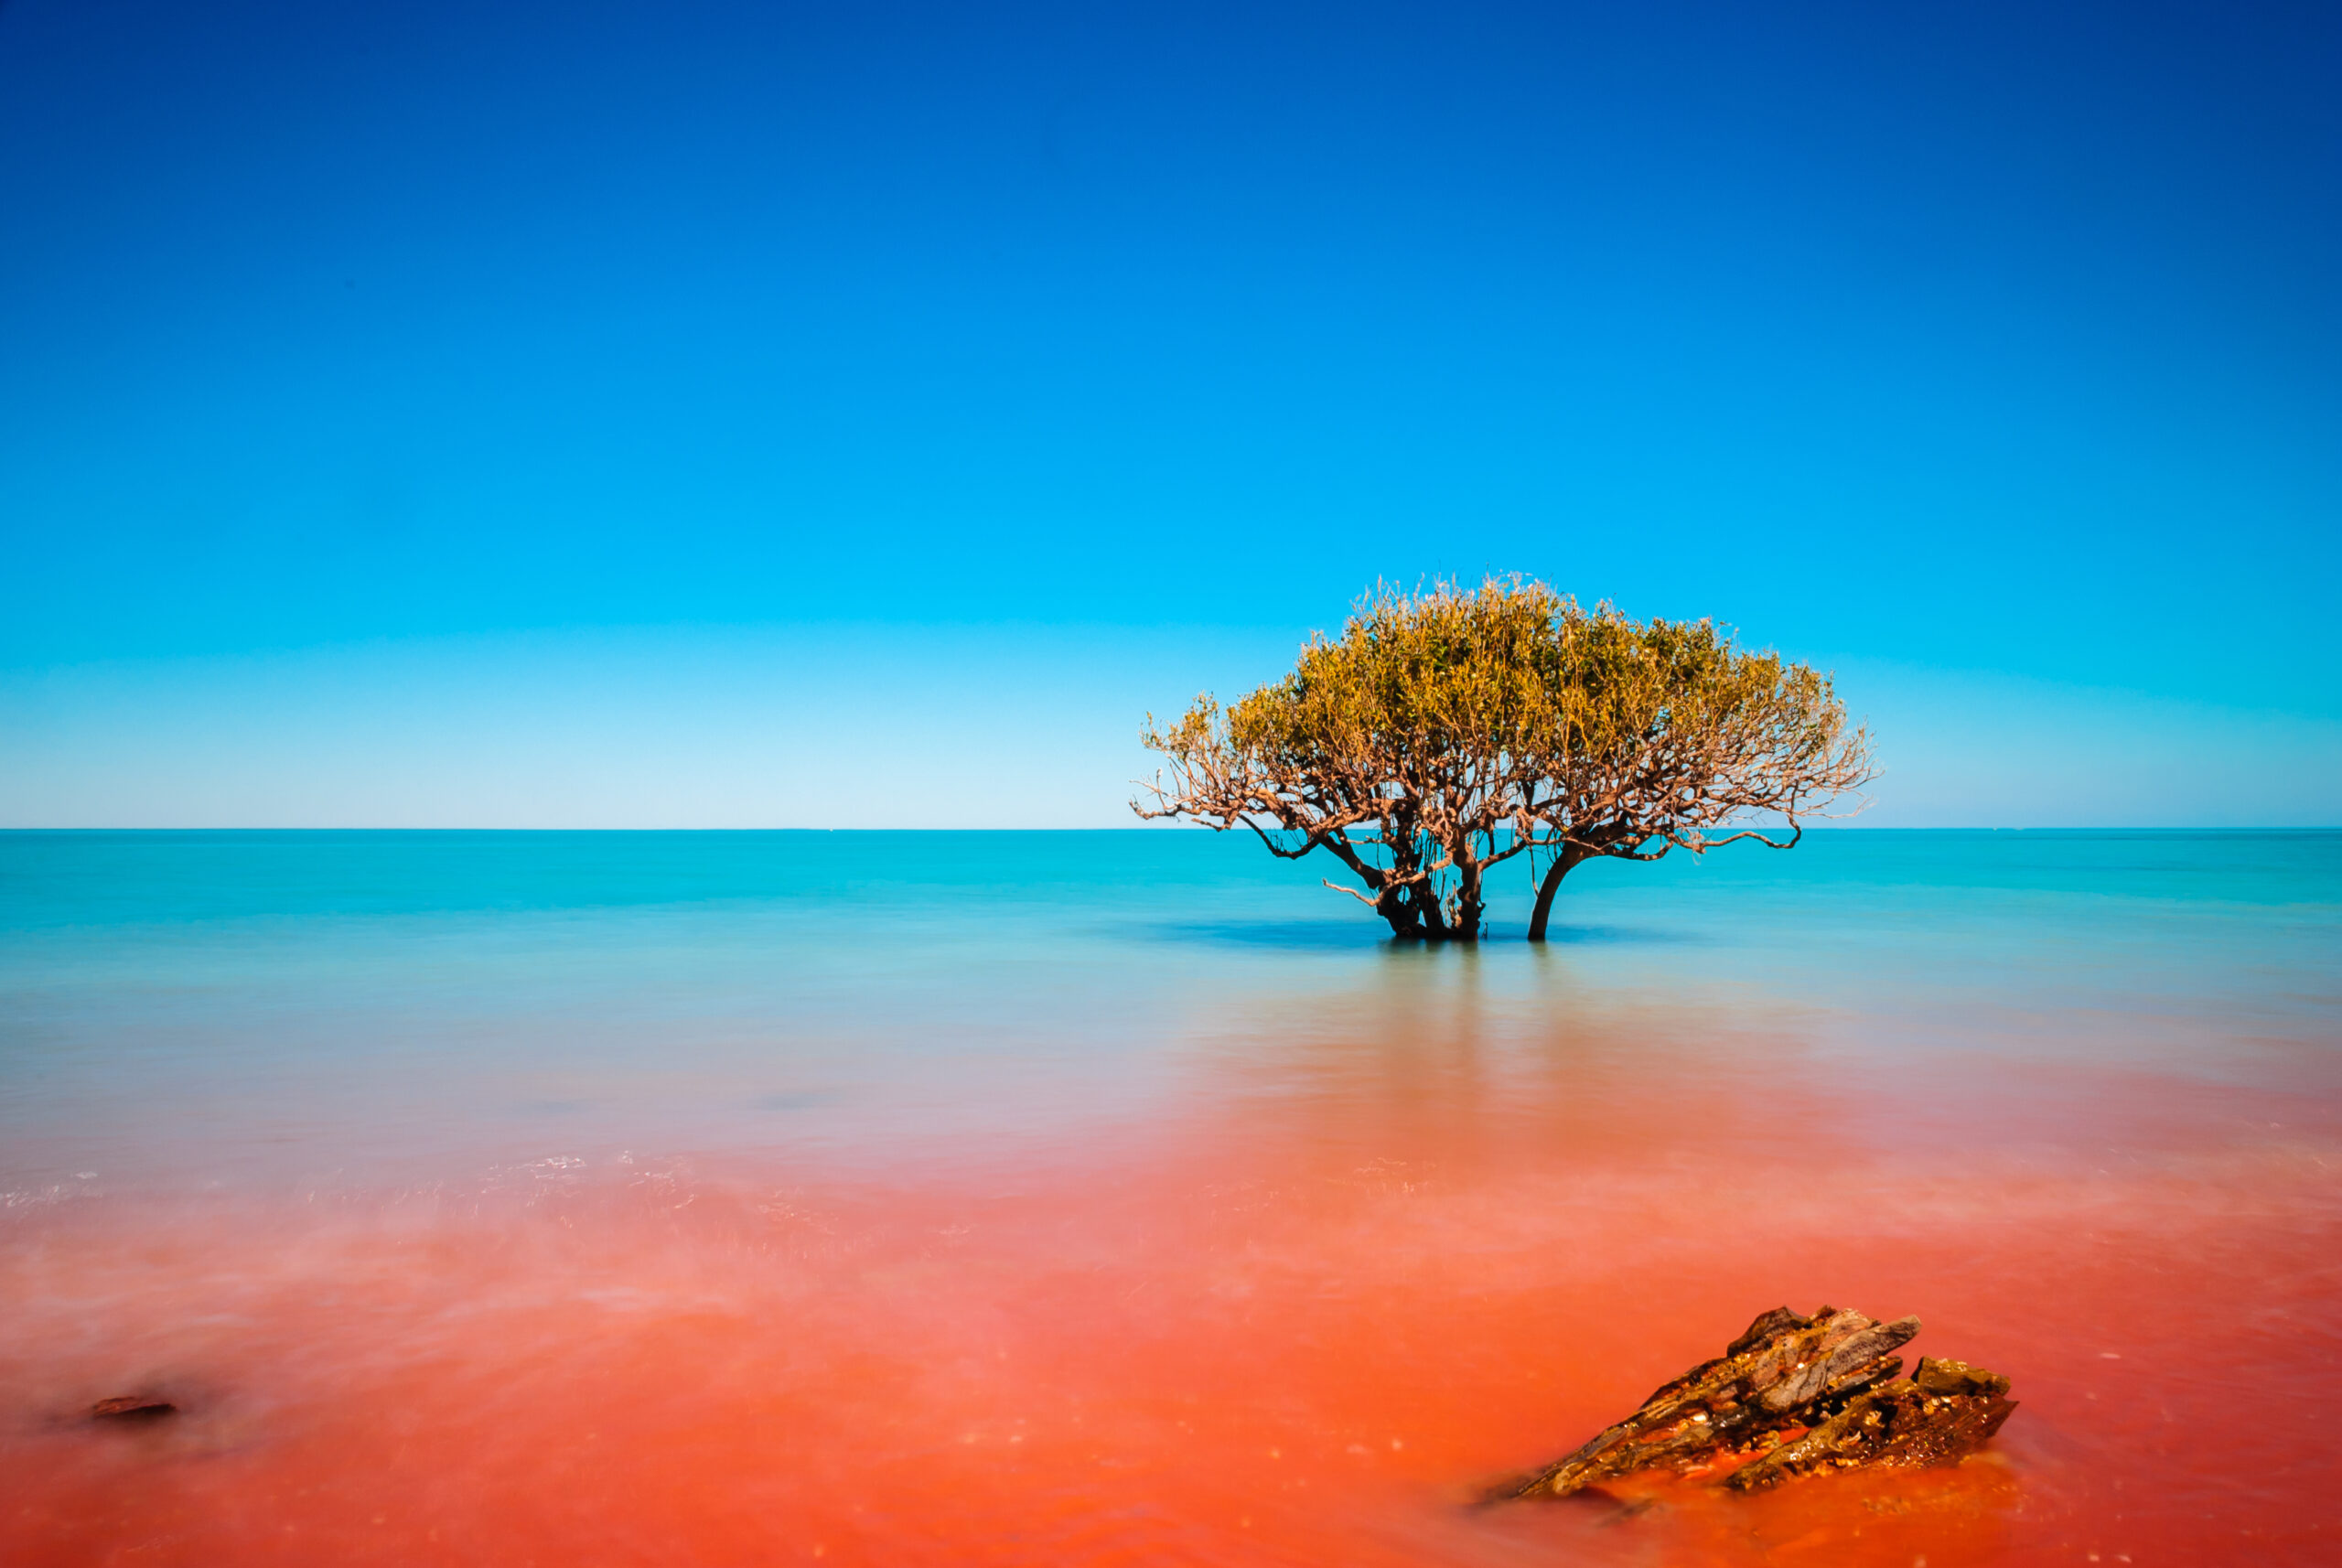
(1133, 577, 1874, 940)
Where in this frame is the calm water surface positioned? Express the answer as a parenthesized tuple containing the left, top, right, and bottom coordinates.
(3, 830, 2337, 1565)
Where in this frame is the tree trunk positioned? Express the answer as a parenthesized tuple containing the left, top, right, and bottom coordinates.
(1408, 878, 1451, 940)
(1525, 844, 1591, 942)
(1376, 876, 1456, 940)
(1375, 880, 1424, 940)
(1452, 856, 1486, 941)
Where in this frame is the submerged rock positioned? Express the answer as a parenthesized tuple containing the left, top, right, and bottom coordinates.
(1497, 1307, 2014, 1501)
(90, 1396, 177, 1422)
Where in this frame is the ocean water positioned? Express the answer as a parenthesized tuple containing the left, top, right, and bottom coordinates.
(2, 829, 2337, 1565)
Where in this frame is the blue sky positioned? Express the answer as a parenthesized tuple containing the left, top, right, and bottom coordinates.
(2, 0, 2337, 824)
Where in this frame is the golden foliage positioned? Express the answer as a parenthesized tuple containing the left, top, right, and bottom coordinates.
(1135, 577, 1872, 940)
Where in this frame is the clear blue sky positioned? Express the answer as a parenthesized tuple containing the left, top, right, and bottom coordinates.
(2, 0, 2337, 824)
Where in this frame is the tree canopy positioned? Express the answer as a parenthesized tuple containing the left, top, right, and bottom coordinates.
(1134, 578, 1873, 940)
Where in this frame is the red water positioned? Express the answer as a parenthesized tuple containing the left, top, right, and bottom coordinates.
(5, 1015, 2338, 1566)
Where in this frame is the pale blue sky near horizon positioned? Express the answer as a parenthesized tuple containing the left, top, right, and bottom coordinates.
(2, 0, 2337, 826)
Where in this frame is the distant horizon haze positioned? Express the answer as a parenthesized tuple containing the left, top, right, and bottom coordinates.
(3, 621, 2334, 828)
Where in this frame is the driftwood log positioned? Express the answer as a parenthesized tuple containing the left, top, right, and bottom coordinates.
(1500, 1305, 2014, 1500)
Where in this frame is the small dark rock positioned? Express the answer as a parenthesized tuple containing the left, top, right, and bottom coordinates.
(91, 1396, 177, 1422)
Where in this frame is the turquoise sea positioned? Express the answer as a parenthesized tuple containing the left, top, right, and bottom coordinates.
(3, 829, 2338, 1566)
(5, 829, 2335, 1184)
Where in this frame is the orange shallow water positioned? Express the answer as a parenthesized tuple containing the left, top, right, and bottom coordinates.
(5, 1006, 2337, 1567)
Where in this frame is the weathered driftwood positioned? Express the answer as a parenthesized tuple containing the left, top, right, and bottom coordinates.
(1499, 1306, 2014, 1500)
(1724, 1357, 2014, 1492)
